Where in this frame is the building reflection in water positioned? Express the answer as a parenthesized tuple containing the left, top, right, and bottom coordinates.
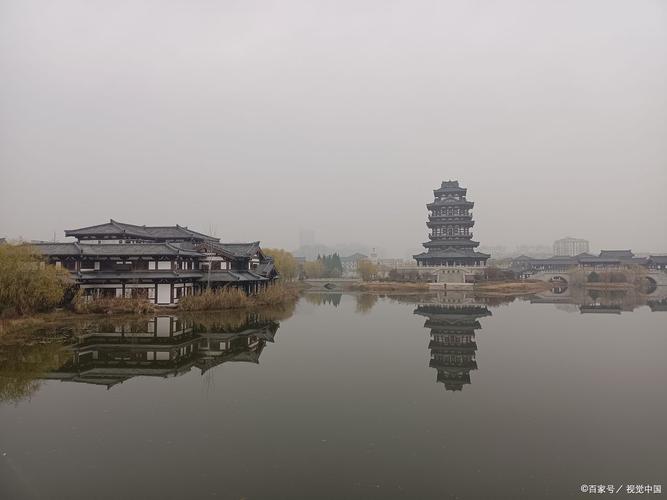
(414, 294, 491, 391)
(530, 284, 667, 314)
(41, 313, 280, 389)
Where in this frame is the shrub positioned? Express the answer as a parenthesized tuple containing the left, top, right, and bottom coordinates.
(0, 244, 72, 316)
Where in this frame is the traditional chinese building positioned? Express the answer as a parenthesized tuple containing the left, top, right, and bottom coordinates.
(415, 302, 491, 391)
(33, 220, 277, 304)
(414, 181, 490, 267)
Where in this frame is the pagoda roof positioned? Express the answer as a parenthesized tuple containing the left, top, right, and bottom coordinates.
(65, 219, 219, 242)
(430, 359, 478, 370)
(423, 239, 480, 248)
(427, 198, 474, 208)
(429, 342, 478, 353)
(416, 305, 491, 317)
(414, 247, 490, 260)
(433, 180, 467, 196)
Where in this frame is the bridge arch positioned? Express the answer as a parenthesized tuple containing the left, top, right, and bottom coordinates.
(549, 275, 568, 285)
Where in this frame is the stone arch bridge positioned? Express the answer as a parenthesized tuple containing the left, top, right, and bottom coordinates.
(528, 270, 667, 287)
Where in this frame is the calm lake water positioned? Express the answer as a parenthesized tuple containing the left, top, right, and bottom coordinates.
(1, 290, 666, 499)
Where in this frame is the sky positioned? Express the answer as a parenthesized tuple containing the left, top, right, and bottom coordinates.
(1, 0, 666, 257)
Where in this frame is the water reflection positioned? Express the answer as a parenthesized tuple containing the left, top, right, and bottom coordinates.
(415, 299, 491, 391)
(303, 292, 342, 307)
(530, 285, 667, 314)
(0, 310, 287, 403)
(45, 314, 280, 388)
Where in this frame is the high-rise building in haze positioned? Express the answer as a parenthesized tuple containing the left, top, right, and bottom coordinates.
(553, 237, 589, 256)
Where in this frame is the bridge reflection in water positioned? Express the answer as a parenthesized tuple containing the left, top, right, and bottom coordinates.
(529, 284, 667, 314)
(41, 313, 280, 389)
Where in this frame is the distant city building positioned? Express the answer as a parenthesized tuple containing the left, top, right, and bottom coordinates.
(299, 229, 315, 248)
(341, 253, 368, 274)
(553, 237, 589, 256)
(414, 180, 490, 267)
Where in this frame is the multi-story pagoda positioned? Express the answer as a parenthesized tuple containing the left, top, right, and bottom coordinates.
(415, 303, 491, 391)
(414, 180, 490, 267)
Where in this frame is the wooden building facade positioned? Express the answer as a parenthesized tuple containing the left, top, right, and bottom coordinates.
(34, 220, 277, 305)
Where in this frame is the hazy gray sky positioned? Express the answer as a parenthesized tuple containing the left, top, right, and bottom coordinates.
(1, 0, 666, 256)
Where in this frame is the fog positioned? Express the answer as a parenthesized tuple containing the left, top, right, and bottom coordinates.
(1, 0, 665, 256)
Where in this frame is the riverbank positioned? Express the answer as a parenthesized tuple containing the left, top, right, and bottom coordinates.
(1, 283, 301, 337)
(346, 281, 430, 292)
(473, 280, 552, 295)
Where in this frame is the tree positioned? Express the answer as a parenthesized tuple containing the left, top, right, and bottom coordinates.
(357, 259, 378, 281)
(315, 253, 343, 278)
(262, 248, 298, 281)
(0, 244, 71, 315)
(303, 260, 325, 279)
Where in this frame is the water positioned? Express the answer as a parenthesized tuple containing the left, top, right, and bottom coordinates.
(1, 290, 666, 499)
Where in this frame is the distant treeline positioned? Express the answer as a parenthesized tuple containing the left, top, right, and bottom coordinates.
(303, 253, 344, 279)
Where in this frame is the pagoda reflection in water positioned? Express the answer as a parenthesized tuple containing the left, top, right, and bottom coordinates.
(415, 300, 491, 391)
(43, 314, 279, 388)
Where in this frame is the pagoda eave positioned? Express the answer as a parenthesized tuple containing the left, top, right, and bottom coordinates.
(427, 201, 474, 210)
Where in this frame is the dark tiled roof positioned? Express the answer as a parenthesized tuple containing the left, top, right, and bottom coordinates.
(33, 242, 202, 257)
(30, 243, 81, 255)
(217, 242, 261, 258)
(77, 271, 203, 281)
(254, 260, 276, 277)
(65, 220, 219, 242)
(423, 239, 480, 248)
(599, 250, 634, 259)
(427, 199, 474, 207)
(414, 247, 490, 259)
(434, 180, 467, 195)
(202, 270, 269, 282)
(577, 256, 620, 264)
(195, 241, 262, 259)
(649, 255, 667, 265)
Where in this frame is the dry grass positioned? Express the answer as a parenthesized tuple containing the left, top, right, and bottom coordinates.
(178, 282, 300, 311)
(72, 295, 156, 315)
